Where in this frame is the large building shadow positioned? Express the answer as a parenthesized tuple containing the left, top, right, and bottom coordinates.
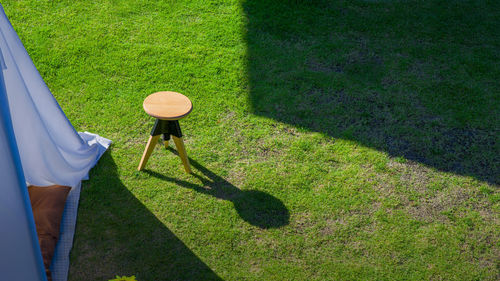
(244, 0, 499, 184)
(69, 151, 222, 281)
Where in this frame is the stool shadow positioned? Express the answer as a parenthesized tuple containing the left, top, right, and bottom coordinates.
(144, 154, 290, 229)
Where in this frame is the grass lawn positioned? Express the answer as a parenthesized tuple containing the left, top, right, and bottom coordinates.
(3, 0, 499, 280)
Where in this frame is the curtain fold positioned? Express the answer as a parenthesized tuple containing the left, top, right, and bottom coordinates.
(0, 5, 110, 187)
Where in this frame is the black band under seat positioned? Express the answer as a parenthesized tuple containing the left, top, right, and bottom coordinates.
(150, 119, 183, 140)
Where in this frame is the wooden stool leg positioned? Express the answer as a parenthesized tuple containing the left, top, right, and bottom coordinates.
(138, 135, 161, 171)
(162, 133, 170, 149)
(172, 136, 191, 173)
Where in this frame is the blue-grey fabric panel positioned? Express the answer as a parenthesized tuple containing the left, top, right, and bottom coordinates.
(0, 48, 46, 281)
(50, 182, 82, 281)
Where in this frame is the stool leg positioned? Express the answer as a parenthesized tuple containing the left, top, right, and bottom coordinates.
(172, 136, 191, 173)
(138, 135, 161, 171)
(163, 133, 170, 149)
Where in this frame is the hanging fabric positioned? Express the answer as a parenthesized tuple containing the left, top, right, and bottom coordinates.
(0, 5, 110, 187)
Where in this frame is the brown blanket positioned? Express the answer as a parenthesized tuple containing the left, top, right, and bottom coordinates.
(28, 185, 71, 281)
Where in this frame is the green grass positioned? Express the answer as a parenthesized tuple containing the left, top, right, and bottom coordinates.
(3, 0, 499, 280)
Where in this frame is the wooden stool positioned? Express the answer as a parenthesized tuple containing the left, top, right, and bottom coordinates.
(138, 91, 193, 173)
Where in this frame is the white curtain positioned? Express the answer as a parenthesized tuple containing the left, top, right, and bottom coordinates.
(0, 5, 110, 187)
(0, 61, 46, 281)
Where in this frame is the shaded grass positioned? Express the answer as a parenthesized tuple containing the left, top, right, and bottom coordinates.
(245, 0, 500, 184)
(2, 0, 499, 280)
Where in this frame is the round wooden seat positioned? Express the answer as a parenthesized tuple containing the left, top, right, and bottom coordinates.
(138, 91, 193, 173)
(143, 91, 193, 120)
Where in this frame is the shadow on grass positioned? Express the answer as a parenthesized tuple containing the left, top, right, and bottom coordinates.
(244, 0, 499, 184)
(145, 151, 290, 229)
(70, 151, 222, 281)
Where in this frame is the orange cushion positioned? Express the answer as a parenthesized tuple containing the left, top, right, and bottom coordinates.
(28, 185, 71, 281)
